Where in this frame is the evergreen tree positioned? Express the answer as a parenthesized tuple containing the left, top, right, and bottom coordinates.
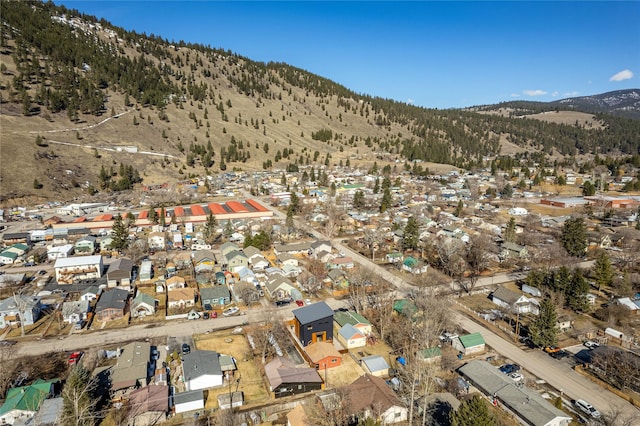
(402, 217, 420, 251)
(148, 207, 159, 224)
(289, 192, 300, 214)
(582, 181, 596, 196)
(110, 214, 129, 251)
(501, 183, 513, 198)
(566, 268, 590, 312)
(286, 208, 294, 231)
(373, 177, 380, 194)
(592, 251, 613, 291)
(33, 178, 42, 189)
(454, 200, 464, 217)
(203, 213, 218, 245)
(330, 182, 337, 197)
(353, 190, 366, 211)
(504, 217, 517, 243)
(223, 220, 234, 239)
(450, 394, 497, 426)
(561, 217, 587, 257)
(529, 298, 558, 348)
(159, 207, 166, 226)
(380, 188, 392, 213)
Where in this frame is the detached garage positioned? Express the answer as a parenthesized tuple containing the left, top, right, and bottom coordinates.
(173, 390, 204, 414)
(452, 332, 485, 356)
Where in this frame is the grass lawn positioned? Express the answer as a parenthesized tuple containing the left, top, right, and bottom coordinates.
(194, 329, 270, 408)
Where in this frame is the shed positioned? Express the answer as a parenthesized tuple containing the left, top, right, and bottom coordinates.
(173, 390, 204, 414)
(452, 332, 485, 356)
(360, 355, 390, 377)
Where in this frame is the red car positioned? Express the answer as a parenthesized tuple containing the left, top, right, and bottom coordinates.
(68, 351, 83, 365)
(295, 300, 304, 307)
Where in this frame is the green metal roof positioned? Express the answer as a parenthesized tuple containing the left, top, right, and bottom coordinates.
(0, 379, 58, 416)
(333, 310, 371, 327)
(459, 332, 485, 348)
(417, 347, 442, 360)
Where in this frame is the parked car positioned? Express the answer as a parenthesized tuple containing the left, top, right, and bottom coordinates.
(38, 270, 47, 275)
(584, 341, 599, 349)
(295, 300, 304, 307)
(575, 399, 601, 418)
(68, 351, 83, 365)
(509, 372, 524, 382)
(499, 364, 520, 374)
(203, 312, 210, 320)
(181, 343, 191, 355)
(550, 350, 570, 360)
(274, 299, 291, 307)
(544, 346, 560, 353)
(222, 307, 239, 316)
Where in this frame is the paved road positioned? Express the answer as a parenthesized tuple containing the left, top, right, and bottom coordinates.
(456, 314, 639, 419)
(12, 298, 348, 358)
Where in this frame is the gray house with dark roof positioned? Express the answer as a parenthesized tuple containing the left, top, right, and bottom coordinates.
(106, 257, 133, 289)
(292, 301, 334, 346)
(95, 288, 128, 321)
(200, 286, 231, 308)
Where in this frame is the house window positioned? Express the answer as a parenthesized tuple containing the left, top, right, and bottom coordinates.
(307, 325, 313, 330)
(331, 358, 337, 363)
(395, 412, 401, 418)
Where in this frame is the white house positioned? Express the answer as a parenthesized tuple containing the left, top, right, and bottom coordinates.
(173, 390, 204, 414)
(61, 300, 90, 323)
(54, 255, 103, 284)
(338, 323, 367, 349)
(182, 350, 224, 390)
(491, 286, 539, 315)
(508, 207, 528, 216)
(47, 244, 74, 261)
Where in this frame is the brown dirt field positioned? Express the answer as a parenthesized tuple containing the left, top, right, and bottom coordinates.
(526, 111, 604, 129)
(194, 330, 271, 408)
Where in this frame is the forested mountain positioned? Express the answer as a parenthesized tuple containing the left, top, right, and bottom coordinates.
(476, 89, 640, 120)
(1, 1, 639, 203)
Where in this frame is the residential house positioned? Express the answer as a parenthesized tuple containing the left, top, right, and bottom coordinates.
(243, 245, 263, 260)
(250, 255, 270, 271)
(0, 379, 59, 426)
(402, 256, 429, 274)
(233, 280, 261, 305)
(0, 273, 26, 288)
(224, 250, 249, 273)
(167, 287, 196, 310)
(459, 360, 572, 426)
(166, 275, 186, 291)
(174, 390, 205, 414)
(32, 397, 63, 426)
(276, 253, 299, 267)
(46, 244, 74, 261)
(452, 332, 486, 356)
(54, 255, 103, 284)
(500, 242, 529, 260)
(0, 250, 18, 265)
(328, 256, 355, 270)
(110, 341, 150, 390)
(131, 292, 156, 318)
(310, 240, 332, 259)
(80, 286, 100, 302)
(182, 350, 224, 390)
(344, 374, 408, 424)
(334, 311, 373, 335)
(94, 288, 129, 322)
(200, 286, 231, 308)
(556, 315, 574, 332)
(274, 241, 313, 256)
(266, 275, 301, 302)
(491, 286, 539, 315)
(293, 301, 334, 346)
(128, 384, 169, 426)
(385, 252, 403, 264)
(0, 295, 43, 328)
(61, 300, 90, 324)
(265, 356, 323, 398)
(236, 266, 257, 284)
(327, 269, 349, 291)
(304, 342, 342, 370)
(616, 297, 639, 314)
(337, 323, 367, 349)
(193, 250, 217, 273)
(106, 257, 133, 289)
(361, 355, 390, 377)
(99, 237, 113, 253)
(147, 232, 166, 251)
(214, 271, 226, 285)
(74, 236, 97, 254)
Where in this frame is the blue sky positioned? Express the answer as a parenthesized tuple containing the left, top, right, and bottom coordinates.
(55, 1, 640, 109)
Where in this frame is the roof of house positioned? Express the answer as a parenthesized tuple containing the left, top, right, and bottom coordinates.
(0, 379, 58, 417)
(417, 347, 442, 360)
(61, 300, 90, 317)
(492, 286, 525, 306)
(167, 287, 195, 302)
(200, 286, 230, 301)
(54, 255, 102, 268)
(32, 397, 63, 426)
(110, 341, 150, 390)
(183, 350, 222, 382)
(458, 332, 485, 348)
(345, 374, 403, 414)
(361, 355, 390, 373)
(339, 323, 365, 340)
(107, 257, 133, 274)
(193, 250, 216, 264)
(242, 246, 262, 259)
(174, 389, 204, 405)
(129, 384, 169, 415)
(304, 342, 341, 363)
(293, 301, 334, 325)
(132, 292, 155, 308)
(264, 357, 322, 389)
(95, 288, 128, 312)
(334, 311, 371, 328)
(0, 294, 41, 312)
(459, 360, 571, 426)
